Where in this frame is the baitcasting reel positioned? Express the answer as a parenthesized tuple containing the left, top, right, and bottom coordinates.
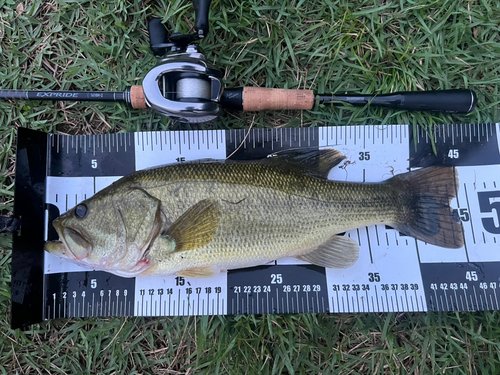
(142, 0, 224, 123)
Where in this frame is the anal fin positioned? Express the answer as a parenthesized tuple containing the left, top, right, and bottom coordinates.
(296, 235, 359, 269)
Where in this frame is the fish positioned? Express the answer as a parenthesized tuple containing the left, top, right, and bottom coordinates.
(44, 149, 464, 278)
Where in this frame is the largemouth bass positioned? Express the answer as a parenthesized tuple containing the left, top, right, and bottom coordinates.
(45, 149, 464, 278)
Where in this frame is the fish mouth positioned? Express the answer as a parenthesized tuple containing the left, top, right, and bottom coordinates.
(44, 240, 69, 257)
(46, 224, 92, 261)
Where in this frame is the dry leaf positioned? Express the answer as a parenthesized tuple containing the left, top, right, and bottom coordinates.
(16, 3, 24, 15)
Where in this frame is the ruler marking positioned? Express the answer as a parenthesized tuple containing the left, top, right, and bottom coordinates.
(233, 293, 240, 314)
(335, 290, 340, 313)
(463, 184, 476, 244)
(439, 295, 446, 312)
(484, 289, 489, 310)
(276, 288, 280, 313)
(177, 289, 181, 316)
(363, 126, 366, 149)
(473, 285, 479, 310)
(365, 290, 370, 312)
(444, 290, 450, 311)
(375, 285, 380, 312)
(267, 292, 269, 314)
(286, 292, 290, 314)
(433, 289, 439, 311)
(317, 291, 322, 313)
(464, 288, 470, 311)
(355, 290, 359, 312)
(448, 294, 454, 311)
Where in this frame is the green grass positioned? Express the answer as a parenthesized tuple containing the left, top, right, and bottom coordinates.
(1, 0, 500, 373)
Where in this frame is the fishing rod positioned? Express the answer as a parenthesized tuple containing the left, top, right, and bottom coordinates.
(0, 0, 477, 123)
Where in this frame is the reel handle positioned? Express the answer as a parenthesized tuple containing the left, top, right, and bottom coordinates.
(148, 18, 170, 56)
(193, 0, 212, 37)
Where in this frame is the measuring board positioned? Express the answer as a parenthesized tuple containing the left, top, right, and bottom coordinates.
(10, 124, 500, 328)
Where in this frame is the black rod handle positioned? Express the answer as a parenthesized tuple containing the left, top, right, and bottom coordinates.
(319, 89, 477, 114)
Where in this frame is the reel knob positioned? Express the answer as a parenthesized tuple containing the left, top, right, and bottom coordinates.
(148, 18, 171, 57)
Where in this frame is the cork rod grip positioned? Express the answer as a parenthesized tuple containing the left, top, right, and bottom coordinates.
(130, 85, 148, 109)
(242, 87, 315, 111)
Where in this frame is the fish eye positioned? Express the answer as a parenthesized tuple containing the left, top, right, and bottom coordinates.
(75, 204, 88, 219)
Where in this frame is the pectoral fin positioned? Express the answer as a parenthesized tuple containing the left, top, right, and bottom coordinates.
(164, 199, 220, 252)
(177, 266, 220, 278)
(296, 235, 359, 268)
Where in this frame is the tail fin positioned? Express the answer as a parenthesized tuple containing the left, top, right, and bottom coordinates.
(390, 167, 464, 249)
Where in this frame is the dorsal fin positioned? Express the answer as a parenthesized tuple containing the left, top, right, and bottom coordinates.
(264, 148, 346, 179)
